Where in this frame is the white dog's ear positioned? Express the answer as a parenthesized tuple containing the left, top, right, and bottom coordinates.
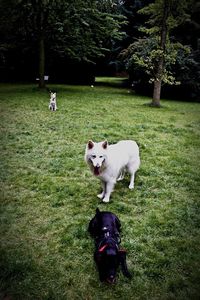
(88, 140, 94, 149)
(102, 140, 108, 149)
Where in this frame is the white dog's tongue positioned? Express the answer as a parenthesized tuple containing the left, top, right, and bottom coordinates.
(94, 166, 100, 176)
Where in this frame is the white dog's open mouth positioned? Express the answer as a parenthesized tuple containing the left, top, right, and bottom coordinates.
(94, 166, 101, 176)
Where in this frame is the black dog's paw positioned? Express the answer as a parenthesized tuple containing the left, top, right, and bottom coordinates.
(124, 271, 132, 279)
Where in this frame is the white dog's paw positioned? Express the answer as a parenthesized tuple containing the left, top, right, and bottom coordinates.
(97, 193, 104, 199)
(102, 197, 110, 203)
(117, 175, 124, 181)
(129, 184, 134, 190)
(117, 171, 124, 181)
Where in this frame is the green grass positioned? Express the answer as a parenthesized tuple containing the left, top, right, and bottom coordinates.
(0, 79, 200, 300)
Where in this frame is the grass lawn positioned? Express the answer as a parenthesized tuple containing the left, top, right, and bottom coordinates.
(0, 79, 200, 300)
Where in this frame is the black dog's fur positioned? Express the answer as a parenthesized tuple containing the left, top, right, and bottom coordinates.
(88, 208, 132, 283)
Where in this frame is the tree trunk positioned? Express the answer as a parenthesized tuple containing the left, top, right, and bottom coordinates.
(151, 0, 170, 106)
(39, 36, 45, 88)
(38, 4, 45, 89)
(152, 79, 162, 107)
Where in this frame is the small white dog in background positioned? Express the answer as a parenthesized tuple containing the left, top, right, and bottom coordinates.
(49, 91, 57, 111)
(85, 140, 140, 202)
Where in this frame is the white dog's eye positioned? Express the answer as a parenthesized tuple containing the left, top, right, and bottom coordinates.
(99, 156, 103, 158)
(92, 155, 96, 159)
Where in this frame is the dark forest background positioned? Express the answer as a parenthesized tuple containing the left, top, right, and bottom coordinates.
(0, 0, 199, 101)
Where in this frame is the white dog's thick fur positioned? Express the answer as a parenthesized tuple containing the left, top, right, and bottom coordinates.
(85, 140, 140, 202)
(49, 92, 57, 111)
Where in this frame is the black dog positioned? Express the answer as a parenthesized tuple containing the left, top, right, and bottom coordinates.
(88, 208, 132, 283)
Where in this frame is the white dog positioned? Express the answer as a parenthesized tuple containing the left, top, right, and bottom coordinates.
(49, 92, 57, 111)
(85, 140, 140, 202)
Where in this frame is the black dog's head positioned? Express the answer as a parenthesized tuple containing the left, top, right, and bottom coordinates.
(88, 208, 132, 283)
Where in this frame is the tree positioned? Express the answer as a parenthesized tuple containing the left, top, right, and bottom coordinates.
(0, 0, 124, 87)
(96, 0, 151, 76)
(121, 0, 191, 106)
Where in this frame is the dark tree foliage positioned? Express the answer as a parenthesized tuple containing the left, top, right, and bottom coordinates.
(96, 0, 152, 76)
(170, 1, 200, 100)
(0, 0, 124, 86)
(0, 0, 199, 100)
(119, 0, 200, 101)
